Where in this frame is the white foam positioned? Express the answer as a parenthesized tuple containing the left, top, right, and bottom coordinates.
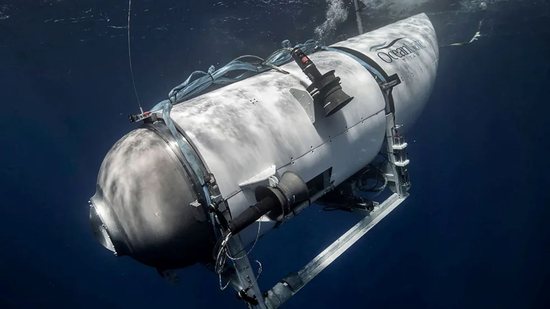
(314, 0, 349, 41)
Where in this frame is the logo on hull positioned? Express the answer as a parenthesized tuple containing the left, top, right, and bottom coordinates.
(371, 38, 427, 63)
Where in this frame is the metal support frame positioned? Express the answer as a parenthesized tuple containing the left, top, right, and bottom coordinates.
(225, 236, 267, 308)
(226, 113, 410, 308)
(222, 53, 411, 306)
(264, 193, 406, 308)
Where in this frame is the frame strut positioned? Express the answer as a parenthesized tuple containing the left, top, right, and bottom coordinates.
(262, 108, 410, 307)
(264, 193, 407, 308)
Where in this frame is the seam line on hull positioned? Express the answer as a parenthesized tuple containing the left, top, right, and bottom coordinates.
(224, 108, 385, 201)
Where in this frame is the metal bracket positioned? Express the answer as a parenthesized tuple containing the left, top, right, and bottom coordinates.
(239, 165, 278, 190)
(384, 116, 410, 196)
(289, 88, 316, 123)
(225, 235, 267, 309)
(264, 193, 407, 308)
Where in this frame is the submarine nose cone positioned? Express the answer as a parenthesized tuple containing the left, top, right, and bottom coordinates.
(90, 127, 214, 269)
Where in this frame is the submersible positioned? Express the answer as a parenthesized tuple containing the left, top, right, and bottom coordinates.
(90, 13, 438, 307)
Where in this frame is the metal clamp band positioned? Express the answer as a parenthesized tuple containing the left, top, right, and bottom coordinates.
(144, 116, 226, 239)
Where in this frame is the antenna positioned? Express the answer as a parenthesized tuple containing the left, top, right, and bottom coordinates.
(127, 0, 143, 114)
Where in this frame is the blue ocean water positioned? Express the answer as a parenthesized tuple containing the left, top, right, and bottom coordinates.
(1, 1, 549, 308)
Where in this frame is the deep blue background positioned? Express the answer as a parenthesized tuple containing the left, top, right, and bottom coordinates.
(1, 1, 549, 308)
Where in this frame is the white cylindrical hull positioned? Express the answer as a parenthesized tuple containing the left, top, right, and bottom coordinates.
(169, 13, 438, 239)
